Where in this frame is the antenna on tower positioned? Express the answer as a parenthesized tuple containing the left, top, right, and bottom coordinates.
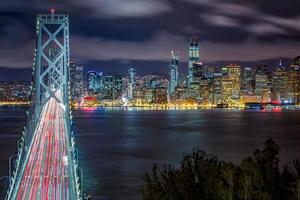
(50, 8, 55, 15)
(279, 59, 282, 68)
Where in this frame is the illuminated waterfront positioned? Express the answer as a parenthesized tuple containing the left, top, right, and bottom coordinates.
(1, 107, 300, 199)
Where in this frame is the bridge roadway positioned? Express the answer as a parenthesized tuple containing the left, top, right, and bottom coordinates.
(10, 92, 77, 200)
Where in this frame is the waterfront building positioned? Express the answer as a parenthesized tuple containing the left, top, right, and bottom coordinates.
(87, 71, 103, 94)
(104, 74, 123, 100)
(199, 78, 213, 105)
(255, 64, 271, 102)
(128, 67, 136, 101)
(227, 64, 241, 99)
(114, 75, 123, 100)
(256, 64, 269, 75)
(189, 82, 200, 100)
(150, 77, 168, 89)
(191, 62, 203, 83)
(255, 74, 269, 102)
(154, 88, 168, 104)
(212, 73, 223, 105)
(144, 89, 155, 103)
(178, 74, 188, 88)
(174, 86, 189, 101)
(103, 75, 114, 100)
(0, 81, 31, 101)
(272, 67, 288, 103)
(204, 66, 215, 79)
(220, 76, 234, 104)
(294, 56, 300, 66)
(70, 60, 83, 101)
(168, 51, 179, 99)
(241, 67, 255, 95)
(134, 78, 145, 101)
(222, 67, 228, 75)
(286, 57, 300, 104)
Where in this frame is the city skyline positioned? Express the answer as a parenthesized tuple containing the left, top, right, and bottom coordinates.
(2, 53, 300, 109)
(1, 0, 300, 79)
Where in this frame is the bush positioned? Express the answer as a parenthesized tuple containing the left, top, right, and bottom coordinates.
(142, 139, 300, 200)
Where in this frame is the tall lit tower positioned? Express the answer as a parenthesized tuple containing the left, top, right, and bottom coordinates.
(188, 36, 200, 85)
(169, 51, 179, 97)
(33, 9, 71, 119)
(128, 67, 136, 100)
(227, 64, 241, 99)
(70, 60, 84, 101)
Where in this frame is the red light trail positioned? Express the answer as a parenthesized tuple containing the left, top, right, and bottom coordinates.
(15, 91, 74, 199)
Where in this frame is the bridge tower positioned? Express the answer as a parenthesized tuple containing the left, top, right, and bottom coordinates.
(33, 9, 71, 121)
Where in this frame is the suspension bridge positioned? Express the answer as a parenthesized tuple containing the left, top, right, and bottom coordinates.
(5, 10, 83, 200)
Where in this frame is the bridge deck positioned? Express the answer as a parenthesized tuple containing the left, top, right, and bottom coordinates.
(11, 95, 77, 200)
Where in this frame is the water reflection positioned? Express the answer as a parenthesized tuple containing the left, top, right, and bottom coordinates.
(1, 107, 300, 199)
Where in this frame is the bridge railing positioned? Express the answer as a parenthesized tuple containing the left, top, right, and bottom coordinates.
(5, 102, 39, 200)
(67, 106, 84, 199)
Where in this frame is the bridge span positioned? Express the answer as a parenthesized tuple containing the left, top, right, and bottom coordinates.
(6, 11, 83, 200)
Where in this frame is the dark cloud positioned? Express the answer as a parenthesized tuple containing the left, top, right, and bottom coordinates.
(0, 0, 300, 74)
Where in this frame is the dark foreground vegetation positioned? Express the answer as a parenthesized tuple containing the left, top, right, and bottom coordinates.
(142, 139, 300, 200)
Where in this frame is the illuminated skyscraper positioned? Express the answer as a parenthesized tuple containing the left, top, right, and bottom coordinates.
(256, 64, 268, 75)
(287, 56, 300, 104)
(128, 67, 136, 100)
(199, 78, 213, 105)
(255, 64, 271, 102)
(87, 71, 103, 94)
(191, 62, 203, 83)
(189, 82, 200, 99)
(70, 60, 83, 101)
(272, 62, 288, 103)
(255, 74, 269, 102)
(114, 75, 123, 100)
(70, 60, 76, 97)
(204, 66, 215, 79)
(188, 36, 200, 85)
(294, 56, 300, 66)
(227, 64, 241, 99)
(241, 67, 255, 95)
(212, 73, 223, 105)
(103, 74, 123, 100)
(221, 76, 234, 104)
(168, 51, 179, 98)
(154, 88, 168, 104)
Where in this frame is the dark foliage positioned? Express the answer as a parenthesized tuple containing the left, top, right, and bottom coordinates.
(142, 139, 300, 200)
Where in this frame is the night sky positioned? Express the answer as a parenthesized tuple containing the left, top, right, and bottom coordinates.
(1, 0, 300, 80)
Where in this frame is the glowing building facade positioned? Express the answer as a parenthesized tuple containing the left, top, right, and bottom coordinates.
(227, 64, 241, 99)
(188, 37, 200, 85)
(70, 60, 83, 101)
(128, 67, 136, 100)
(168, 51, 179, 99)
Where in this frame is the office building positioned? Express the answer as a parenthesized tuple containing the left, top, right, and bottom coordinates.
(169, 51, 179, 98)
(87, 71, 104, 94)
(272, 67, 287, 103)
(188, 36, 200, 85)
(241, 67, 255, 95)
(128, 67, 136, 100)
(70, 60, 83, 101)
(227, 64, 241, 99)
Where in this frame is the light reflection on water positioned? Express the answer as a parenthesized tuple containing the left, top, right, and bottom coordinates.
(1, 106, 300, 199)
